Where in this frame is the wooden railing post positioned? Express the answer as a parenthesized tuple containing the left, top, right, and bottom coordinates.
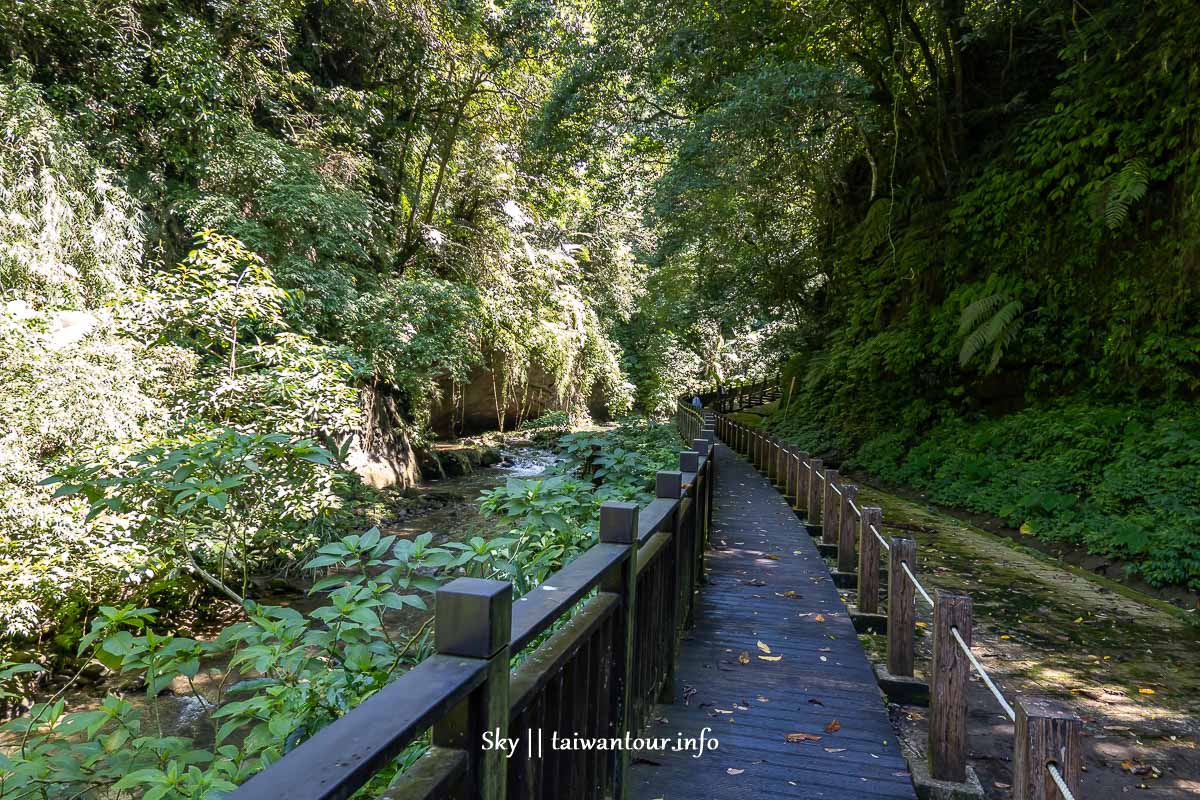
(679, 449, 703, 594)
(929, 591, 972, 783)
(785, 448, 797, 504)
(775, 440, 787, 488)
(599, 502, 639, 800)
(795, 452, 810, 515)
(433, 578, 513, 800)
(821, 468, 840, 548)
(858, 507, 883, 614)
(657, 470, 684, 700)
(1014, 698, 1082, 800)
(806, 458, 823, 528)
(887, 537, 917, 677)
(837, 484, 858, 577)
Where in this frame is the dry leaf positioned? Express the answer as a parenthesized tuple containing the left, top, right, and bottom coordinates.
(825, 720, 841, 734)
(726, 768, 744, 775)
(759, 655, 782, 662)
(785, 732, 822, 743)
(915, 621, 928, 628)
(757, 640, 771, 654)
(1138, 688, 1156, 695)
(738, 651, 750, 665)
(765, 554, 780, 560)
(814, 614, 826, 622)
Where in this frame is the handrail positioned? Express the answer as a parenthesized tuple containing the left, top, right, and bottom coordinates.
(709, 410, 1084, 799)
(231, 409, 716, 800)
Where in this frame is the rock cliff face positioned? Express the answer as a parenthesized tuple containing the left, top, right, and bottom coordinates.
(429, 364, 594, 436)
(343, 383, 423, 489)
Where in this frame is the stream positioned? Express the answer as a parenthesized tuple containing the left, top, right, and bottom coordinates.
(6, 441, 560, 748)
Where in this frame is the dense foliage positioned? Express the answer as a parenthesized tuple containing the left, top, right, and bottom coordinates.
(0, 0, 707, 654)
(550, 0, 1200, 589)
(0, 419, 680, 798)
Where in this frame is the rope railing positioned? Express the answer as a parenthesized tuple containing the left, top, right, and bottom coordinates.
(869, 523, 891, 551)
(951, 626, 1016, 722)
(707, 409, 1084, 799)
(1049, 763, 1077, 800)
(900, 560, 934, 607)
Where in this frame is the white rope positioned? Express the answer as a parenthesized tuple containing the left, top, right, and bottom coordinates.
(950, 627, 1016, 722)
(900, 561, 934, 607)
(832, 484, 843, 497)
(1047, 763, 1075, 800)
(848, 498, 861, 517)
(869, 524, 891, 551)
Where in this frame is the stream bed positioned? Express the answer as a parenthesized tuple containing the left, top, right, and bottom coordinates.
(847, 483, 1200, 798)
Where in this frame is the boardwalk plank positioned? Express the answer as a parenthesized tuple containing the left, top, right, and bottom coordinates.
(630, 442, 916, 800)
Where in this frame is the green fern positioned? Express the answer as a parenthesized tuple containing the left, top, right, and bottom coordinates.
(1092, 159, 1149, 229)
(958, 293, 1024, 371)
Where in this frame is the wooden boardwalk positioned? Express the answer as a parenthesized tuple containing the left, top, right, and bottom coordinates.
(629, 442, 916, 800)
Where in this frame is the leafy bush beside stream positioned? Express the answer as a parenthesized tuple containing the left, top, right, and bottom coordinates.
(0, 418, 680, 799)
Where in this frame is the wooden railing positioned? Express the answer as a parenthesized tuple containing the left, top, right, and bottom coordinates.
(696, 376, 781, 414)
(715, 414, 1083, 800)
(230, 408, 718, 800)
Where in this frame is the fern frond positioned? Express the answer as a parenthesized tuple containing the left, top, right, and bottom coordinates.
(959, 295, 1024, 369)
(1098, 158, 1150, 229)
(957, 293, 1005, 336)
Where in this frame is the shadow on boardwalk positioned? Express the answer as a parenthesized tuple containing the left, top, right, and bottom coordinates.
(630, 443, 915, 799)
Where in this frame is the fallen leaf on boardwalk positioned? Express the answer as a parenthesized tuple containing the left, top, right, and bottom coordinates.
(758, 655, 782, 662)
(756, 640, 771, 654)
(738, 651, 750, 665)
(814, 614, 826, 622)
(765, 554, 780, 560)
(785, 732, 822, 743)
(726, 768, 744, 775)
(824, 748, 846, 753)
(1121, 760, 1155, 776)
(825, 720, 841, 734)
(915, 621, 928, 628)
(1138, 688, 1156, 695)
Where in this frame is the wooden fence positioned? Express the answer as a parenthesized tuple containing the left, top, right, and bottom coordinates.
(716, 412, 1083, 800)
(230, 406, 718, 800)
